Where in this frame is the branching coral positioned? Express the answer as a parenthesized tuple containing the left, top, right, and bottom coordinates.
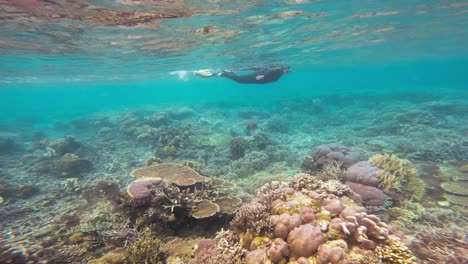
(231, 202, 272, 236)
(319, 160, 346, 181)
(375, 235, 416, 264)
(369, 153, 425, 203)
(125, 233, 163, 264)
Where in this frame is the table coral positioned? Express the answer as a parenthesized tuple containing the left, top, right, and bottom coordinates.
(126, 164, 241, 224)
(132, 163, 207, 186)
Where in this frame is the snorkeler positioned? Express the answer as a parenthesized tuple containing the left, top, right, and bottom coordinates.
(195, 66, 290, 84)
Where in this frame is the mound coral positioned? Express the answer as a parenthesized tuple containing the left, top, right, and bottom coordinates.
(301, 144, 362, 173)
(193, 173, 417, 263)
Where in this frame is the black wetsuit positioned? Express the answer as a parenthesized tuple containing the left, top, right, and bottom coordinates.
(219, 67, 289, 84)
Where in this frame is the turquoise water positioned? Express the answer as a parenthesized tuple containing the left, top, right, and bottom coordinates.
(0, 1, 467, 263)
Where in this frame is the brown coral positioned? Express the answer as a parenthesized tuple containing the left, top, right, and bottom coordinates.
(132, 163, 207, 186)
(192, 200, 220, 219)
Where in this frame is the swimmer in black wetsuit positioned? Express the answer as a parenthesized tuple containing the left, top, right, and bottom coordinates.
(195, 66, 290, 84)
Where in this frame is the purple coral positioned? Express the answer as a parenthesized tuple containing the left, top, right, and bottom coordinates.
(302, 144, 362, 171)
(345, 181, 387, 206)
(268, 238, 289, 263)
(273, 213, 302, 240)
(126, 178, 164, 200)
(345, 161, 380, 187)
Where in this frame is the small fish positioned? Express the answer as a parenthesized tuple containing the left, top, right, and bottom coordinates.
(382, 199, 395, 209)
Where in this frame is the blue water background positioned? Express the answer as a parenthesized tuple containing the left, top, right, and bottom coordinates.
(1, 59, 467, 129)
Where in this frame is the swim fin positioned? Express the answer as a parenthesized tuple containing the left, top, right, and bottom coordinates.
(194, 69, 214, 78)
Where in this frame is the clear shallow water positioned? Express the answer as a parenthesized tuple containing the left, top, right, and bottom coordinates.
(0, 1, 467, 263)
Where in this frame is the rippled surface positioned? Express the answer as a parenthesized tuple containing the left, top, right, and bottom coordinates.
(0, 0, 468, 83)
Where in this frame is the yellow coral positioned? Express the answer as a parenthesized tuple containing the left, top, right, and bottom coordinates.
(369, 154, 423, 201)
(88, 248, 128, 264)
(125, 233, 163, 264)
(0, 196, 3, 204)
(68, 232, 84, 244)
(375, 235, 417, 264)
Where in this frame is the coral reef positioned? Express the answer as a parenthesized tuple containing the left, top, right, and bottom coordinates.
(266, 116, 289, 133)
(54, 153, 92, 178)
(126, 163, 241, 224)
(368, 154, 425, 201)
(193, 173, 416, 263)
(301, 144, 361, 172)
(231, 151, 270, 178)
(125, 233, 163, 264)
(230, 137, 249, 159)
(412, 226, 467, 263)
(375, 235, 417, 264)
(344, 161, 388, 207)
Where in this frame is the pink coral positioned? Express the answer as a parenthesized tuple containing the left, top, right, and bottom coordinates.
(267, 238, 289, 263)
(245, 249, 267, 264)
(287, 224, 323, 259)
(273, 213, 302, 240)
(345, 161, 380, 187)
(126, 178, 163, 200)
(299, 207, 316, 224)
(317, 240, 347, 264)
(345, 181, 387, 206)
(324, 199, 345, 216)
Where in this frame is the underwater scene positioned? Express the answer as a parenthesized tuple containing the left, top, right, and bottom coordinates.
(0, 1, 467, 264)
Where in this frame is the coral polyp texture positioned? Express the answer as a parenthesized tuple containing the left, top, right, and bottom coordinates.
(193, 173, 417, 263)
